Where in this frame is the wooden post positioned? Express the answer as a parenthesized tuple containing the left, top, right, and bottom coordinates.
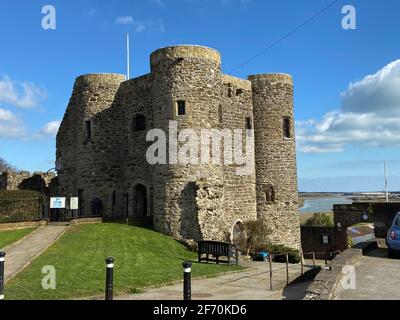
(312, 252, 316, 269)
(285, 253, 289, 285)
(268, 254, 273, 291)
(300, 252, 304, 275)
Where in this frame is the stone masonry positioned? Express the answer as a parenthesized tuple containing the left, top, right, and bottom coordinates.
(0, 171, 55, 192)
(56, 45, 301, 249)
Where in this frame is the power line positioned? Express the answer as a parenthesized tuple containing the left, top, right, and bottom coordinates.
(228, 0, 341, 74)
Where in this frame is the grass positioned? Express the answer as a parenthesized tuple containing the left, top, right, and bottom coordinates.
(0, 227, 36, 250)
(299, 212, 333, 226)
(5, 223, 242, 300)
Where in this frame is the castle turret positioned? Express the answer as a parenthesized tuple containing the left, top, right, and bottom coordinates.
(56, 73, 125, 199)
(149, 45, 226, 240)
(249, 74, 301, 249)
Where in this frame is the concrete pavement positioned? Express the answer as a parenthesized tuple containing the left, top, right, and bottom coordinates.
(334, 248, 400, 300)
(117, 259, 319, 300)
(2, 225, 68, 282)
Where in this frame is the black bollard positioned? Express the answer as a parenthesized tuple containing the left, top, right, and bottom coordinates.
(182, 261, 192, 301)
(105, 257, 115, 301)
(0, 252, 5, 300)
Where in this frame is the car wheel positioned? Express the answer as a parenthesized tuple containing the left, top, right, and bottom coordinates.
(388, 246, 395, 259)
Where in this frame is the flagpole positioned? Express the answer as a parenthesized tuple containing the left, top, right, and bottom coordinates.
(126, 33, 130, 80)
(384, 161, 389, 202)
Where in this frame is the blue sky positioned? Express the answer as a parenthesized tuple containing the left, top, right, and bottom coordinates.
(0, 0, 400, 192)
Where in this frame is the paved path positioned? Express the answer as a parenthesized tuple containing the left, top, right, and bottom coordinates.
(335, 248, 400, 300)
(117, 260, 318, 300)
(2, 225, 68, 282)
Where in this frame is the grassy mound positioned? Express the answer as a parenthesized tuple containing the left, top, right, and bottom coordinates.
(5, 223, 241, 300)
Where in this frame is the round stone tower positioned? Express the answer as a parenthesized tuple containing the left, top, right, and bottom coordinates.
(149, 45, 226, 241)
(57, 73, 125, 198)
(248, 74, 301, 250)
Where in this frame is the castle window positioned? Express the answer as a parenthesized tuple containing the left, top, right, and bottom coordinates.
(85, 120, 92, 141)
(134, 114, 146, 131)
(265, 185, 275, 203)
(177, 100, 186, 116)
(283, 117, 291, 139)
(218, 105, 223, 124)
(246, 117, 253, 130)
(236, 88, 244, 96)
(228, 84, 233, 98)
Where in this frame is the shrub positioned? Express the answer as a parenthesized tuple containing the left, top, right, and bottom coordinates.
(0, 190, 42, 223)
(251, 243, 301, 264)
(0, 190, 42, 200)
(304, 212, 334, 227)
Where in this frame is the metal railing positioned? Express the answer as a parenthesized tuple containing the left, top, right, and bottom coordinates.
(267, 250, 342, 291)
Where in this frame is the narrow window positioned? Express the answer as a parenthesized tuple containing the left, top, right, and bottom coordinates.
(177, 100, 186, 116)
(283, 117, 291, 139)
(218, 105, 223, 124)
(134, 115, 146, 131)
(228, 84, 233, 98)
(246, 117, 253, 130)
(236, 88, 243, 96)
(265, 185, 275, 203)
(85, 120, 92, 140)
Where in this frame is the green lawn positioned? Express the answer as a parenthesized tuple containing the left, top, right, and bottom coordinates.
(0, 227, 36, 250)
(5, 223, 241, 300)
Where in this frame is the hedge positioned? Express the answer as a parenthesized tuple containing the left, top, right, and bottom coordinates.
(0, 190, 43, 223)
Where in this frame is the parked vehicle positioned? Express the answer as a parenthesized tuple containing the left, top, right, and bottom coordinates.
(387, 212, 400, 258)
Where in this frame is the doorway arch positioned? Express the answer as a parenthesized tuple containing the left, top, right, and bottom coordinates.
(231, 220, 245, 245)
(133, 184, 147, 217)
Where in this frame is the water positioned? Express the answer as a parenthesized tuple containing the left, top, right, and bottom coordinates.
(300, 197, 352, 214)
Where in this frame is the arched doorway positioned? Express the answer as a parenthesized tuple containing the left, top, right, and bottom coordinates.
(133, 184, 147, 217)
(232, 221, 245, 245)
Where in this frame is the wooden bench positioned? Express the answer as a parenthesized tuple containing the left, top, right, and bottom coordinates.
(198, 241, 239, 266)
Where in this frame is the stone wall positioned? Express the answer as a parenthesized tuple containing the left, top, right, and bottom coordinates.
(56, 45, 301, 247)
(0, 171, 55, 192)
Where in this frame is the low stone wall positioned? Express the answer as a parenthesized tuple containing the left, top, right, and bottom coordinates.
(304, 241, 376, 300)
(0, 220, 47, 231)
(70, 217, 102, 225)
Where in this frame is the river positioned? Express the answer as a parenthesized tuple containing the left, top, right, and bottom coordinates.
(299, 197, 352, 214)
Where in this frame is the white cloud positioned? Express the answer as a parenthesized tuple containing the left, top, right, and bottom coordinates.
(115, 16, 134, 25)
(39, 120, 61, 136)
(0, 107, 25, 137)
(0, 74, 47, 109)
(297, 60, 400, 153)
(115, 16, 165, 33)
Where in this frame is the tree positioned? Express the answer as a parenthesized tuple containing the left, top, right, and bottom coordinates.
(0, 157, 16, 172)
(238, 219, 271, 256)
(304, 212, 334, 227)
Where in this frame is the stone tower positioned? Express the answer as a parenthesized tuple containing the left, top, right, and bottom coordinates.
(149, 46, 227, 240)
(56, 74, 126, 199)
(249, 74, 301, 249)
